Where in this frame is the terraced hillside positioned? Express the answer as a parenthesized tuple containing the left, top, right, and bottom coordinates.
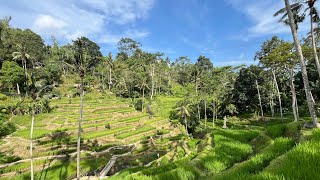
(108, 118, 320, 180)
(0, 92, 183, 179)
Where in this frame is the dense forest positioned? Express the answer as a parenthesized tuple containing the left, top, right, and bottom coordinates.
(0, 0, 320, 179)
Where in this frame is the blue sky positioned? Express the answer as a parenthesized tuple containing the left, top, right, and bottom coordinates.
(0, 0, 314, 66)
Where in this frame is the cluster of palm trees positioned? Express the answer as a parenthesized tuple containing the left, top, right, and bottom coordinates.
(277, 0, 318, 126)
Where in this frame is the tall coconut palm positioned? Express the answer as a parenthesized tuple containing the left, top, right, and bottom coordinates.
(73, 38, 85, 180)
(275, 0, 320, 78)
(12, 44, 30, 80)
(283, 0, 318, 126)
(136, 77, 149, 112)
(308, 0, 320, 78)
(176, 104, 190, 135)
(105, 53, 113, 90)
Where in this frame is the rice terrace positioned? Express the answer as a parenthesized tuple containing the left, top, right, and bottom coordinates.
(0, 0, 320, 179)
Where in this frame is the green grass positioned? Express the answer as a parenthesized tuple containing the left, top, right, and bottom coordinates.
(253, 129, 320, 180)
(111, 129, 259, 179)
(14, 128, 49, 139)
(82, 126, 133, 139)
(0, 152, 21, 164)
(0, 159, 47, 174)
(116, 126, 155, 139)
(212, 137, 295, 180)
(2, 155, 110, 180)
(266, 124, 286, 138)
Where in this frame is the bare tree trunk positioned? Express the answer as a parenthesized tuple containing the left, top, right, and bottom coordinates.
(310, 9, 320, 78)
(272, 70, 283, 120)
(76, 76, 84, 180)
(184, 115, 188, 135)
(284, 0, 318, 126)
(197, 103, 201, 120)
(288, 68, 299, 121)
(215, 105, 218, 120)
(212, 101, 215, 127)
(30, 102, 35, 180)
(17, 83, 21, 101)
(150, 65, 155, 100)
(204, 98, 207, 128)
(255, 79, 264, 118)
(108, 68, 112, 90)
(142, 88, 144, 112)
(271, 81, 275, 117)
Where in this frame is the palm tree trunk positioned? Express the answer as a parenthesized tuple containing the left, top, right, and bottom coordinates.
(255, 79, 264, 118)
(150, 65, 155, 100)
(142, 88, 144, 112)
(288, 68, 299, 121)
(215, 105, 218, 120)
(270, 82, 275, 117)
(16, 83, 21, 101)
(76, 76, 84, 180)
(108, 67, 112, 90)
(212, 101, 215, 127)
(272, 70, 283, 120)
(204, 98, 207, 128)
(30, 101, 35, 180)
(197, 103, 201, 120)
(310, 8, 320, 78)
(284, 0, 318, 126)
(184, 115, 188, 135)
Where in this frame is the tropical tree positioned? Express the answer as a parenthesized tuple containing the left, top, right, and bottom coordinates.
(106, 53, 114, 90)
(255, 36, 284, 119)
(275, 0, 320, 78)
(12, 44, 30, 79)
(0, 61, 24, 93)
(176, 102, 190, 135)
(72, 36, 102, 179)
(282, 0, 318, 126)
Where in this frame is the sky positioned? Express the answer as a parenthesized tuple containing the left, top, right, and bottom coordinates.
(0, 0, 315, 66)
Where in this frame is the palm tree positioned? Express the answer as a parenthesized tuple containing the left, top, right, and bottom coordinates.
(105, 53, 113, 90)
(74, 38, 85, 180)
(176, 104, 190, 135)
(307, 0, 320, 78)
(283, 0, 318, 126)
(140, 78, 149, 112)
(12, 44, 30, 80)
(275, 0, 320, 78)
(0, 16, 11, 46)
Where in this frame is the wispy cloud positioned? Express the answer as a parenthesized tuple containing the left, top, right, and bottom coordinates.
(0, 0, 154, 45)
(215, 53, 254, 66)
(226, 0, 310, 41)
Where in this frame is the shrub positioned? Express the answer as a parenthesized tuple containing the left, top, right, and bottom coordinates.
(0, 93, 8, 101)
(105, 123, 111, 129)
(285, 121, 302, 139)
(266, 124, 286, 138)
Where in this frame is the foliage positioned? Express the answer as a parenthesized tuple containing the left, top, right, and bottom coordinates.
(266, 124, 286, 138)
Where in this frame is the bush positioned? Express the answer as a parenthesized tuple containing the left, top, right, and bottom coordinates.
(0, 93, 8, 101)
(105, 123, 111, 129)
(0, 121, 16, 138)
(266, 124, 286, 138)
(134, 99, 143, 111)
(285, 121, 302, 139)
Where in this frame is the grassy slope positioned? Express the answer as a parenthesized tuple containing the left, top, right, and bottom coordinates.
(0, 90, 182, 179)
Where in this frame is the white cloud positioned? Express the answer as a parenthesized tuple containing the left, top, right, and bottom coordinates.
(216, 53, 254, 66)
(32, 14, 67, 39)
(99, 29, 150, 44)
(226, 0, 310, 40)
(0, 0, 154, 44)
